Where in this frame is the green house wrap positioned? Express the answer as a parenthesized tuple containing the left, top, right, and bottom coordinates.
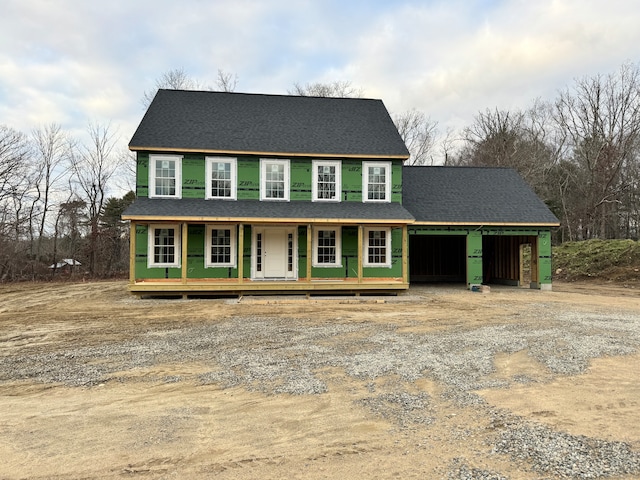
(123, 90, 559, 296)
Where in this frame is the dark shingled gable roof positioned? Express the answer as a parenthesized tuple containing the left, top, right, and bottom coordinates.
(123, 197, 414, 223)
(129, 90, 410, 158)
(402, 166, 560, 225)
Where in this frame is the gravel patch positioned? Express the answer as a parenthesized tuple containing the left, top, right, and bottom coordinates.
(493, 414, 640, 478)
(357, 392, 433, 428)
(447, 458, 508, 480)
(1, 301, 640, 478)
(3, 313, 637, 392)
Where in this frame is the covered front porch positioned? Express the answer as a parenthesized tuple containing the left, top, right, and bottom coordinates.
(127, 220, 410, 298)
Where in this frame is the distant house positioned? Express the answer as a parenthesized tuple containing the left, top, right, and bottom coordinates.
(48, 259, 82, 274)
(122, 90, 559, 296)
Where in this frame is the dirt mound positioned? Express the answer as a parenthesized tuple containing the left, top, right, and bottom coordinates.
(554, 239, 640, 284)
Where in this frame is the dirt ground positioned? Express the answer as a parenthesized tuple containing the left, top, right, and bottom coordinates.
(0, 280, 639, 479)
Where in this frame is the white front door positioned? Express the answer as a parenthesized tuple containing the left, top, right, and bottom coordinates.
(253, 226, 297, 280)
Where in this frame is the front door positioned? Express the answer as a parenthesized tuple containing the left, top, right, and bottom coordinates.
(253, 226, 297, 280)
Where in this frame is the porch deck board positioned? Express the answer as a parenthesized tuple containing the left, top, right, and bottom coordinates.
(129, 278, 409, 296)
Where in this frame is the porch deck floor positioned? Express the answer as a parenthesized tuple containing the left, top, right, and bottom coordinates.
(129, 278, 409, 298)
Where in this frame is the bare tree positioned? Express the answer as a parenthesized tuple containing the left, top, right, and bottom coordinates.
(0, 126, 31, 280)
(142, 68, 238, 107)
(50, 183, 83, 278)
(69, 122, 121, 274)
(0, 125, 29, 206)
(142, 68, 202, 107)
(440, 127, 464, 166)
(288, 80, 363, 98)
(461, 108, 526, 167)
(459, 104, 559, 191)
(554, 62, 640, 239)
(100, 191, 135, 275)
(216, 69, 238, 93)
(393, 109, 438, 165)
(110, 147, 137, 198)
(30, 123, 71, 263)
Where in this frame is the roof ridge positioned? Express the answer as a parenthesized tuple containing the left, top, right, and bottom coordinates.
(156, 88, 382, 102)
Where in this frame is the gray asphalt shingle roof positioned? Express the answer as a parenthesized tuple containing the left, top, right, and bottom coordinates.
(126, 91, 558, 227)
(402, 166, 560, 225)
(123, 167, 559, 226)
(122, 197, 414, 223)
(129, 90, 410, 158)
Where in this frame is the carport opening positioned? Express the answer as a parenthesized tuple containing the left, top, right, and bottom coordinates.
(483, 236, 536, 287)
(409, 235, 466, 283)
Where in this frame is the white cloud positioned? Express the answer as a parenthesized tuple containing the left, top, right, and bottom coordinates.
(1, 0, 639, 151)
(328, 0, 640, 133)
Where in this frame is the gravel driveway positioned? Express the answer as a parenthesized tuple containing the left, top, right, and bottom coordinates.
(1, 286, 640, 479)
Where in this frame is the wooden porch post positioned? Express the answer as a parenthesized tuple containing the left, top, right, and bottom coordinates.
(129, 221, 136, 285)
(181, 223, 188, 284)
(238, 224, 244, 284)
(402, 225, 408, 284)
(358, 225, 363, 284)
(306, 224, 312, 281)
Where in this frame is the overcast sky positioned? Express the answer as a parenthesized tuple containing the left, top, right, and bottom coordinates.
(2, 0, 639, 153)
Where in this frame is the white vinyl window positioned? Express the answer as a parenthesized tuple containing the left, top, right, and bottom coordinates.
(363, 227, 391, 267)
(312, 160, 341, 202)
(260, 159, 290, 201)
(148, 224, 181, 268)
(313, 227, 342, 267)
(363, 161, 391, 203)
(206, 157, 237, 199)
(205, 225, 237, 267)
(149, 155, 182, 198)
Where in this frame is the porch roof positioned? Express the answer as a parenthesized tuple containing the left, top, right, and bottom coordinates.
(122, 197, 414, 224)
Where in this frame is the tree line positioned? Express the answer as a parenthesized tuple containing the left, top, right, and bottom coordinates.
(447, 62, 640, 243)
(0, 122, 134, 281)
(2, 63, 639, 281)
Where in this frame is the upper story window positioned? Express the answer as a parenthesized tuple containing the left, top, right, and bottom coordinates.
(205, 225, 236, 267)
(313, 227, 342, 267)
(363, 227, 391, 267)
(260, 159, 289, 201)
(363, 161, 391, 203)
(206, 157, 237, 199)
(149, 155, 182, 198)
(312, 160, 341, 202)
(148, 224, 181, 268)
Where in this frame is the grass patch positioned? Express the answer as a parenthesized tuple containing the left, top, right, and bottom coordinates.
(553, 239, 640, 282)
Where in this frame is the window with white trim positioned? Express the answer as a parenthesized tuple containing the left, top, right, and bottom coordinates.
(363, 227, 391, 267)
(205, 225, 236, 267)
(149, 155, 182, 198)
(363, 161, 391, 203)
(312, 160, 341, 202)
(313, 227, 342, 267)
(206, 157, 237, 199)
(260, 159, 290, 201)
(148, 224, 181, 268)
